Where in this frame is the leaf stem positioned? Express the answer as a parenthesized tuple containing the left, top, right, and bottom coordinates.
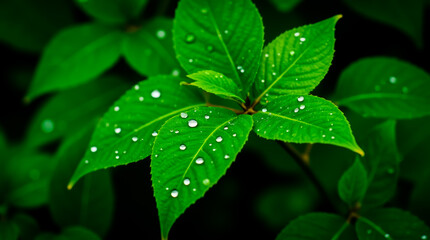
(331, 221, 350, 240)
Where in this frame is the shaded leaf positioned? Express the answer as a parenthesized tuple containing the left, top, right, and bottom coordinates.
(27, 23, 123, 100)
(269, 0, 302, 13)
(338, 158, 367, 207)
(173, 0, 264, 98)
(122, 17, 180, 76)
(251, 15, 340, 103)
(76, 0, 147, 24)
(151, 107, 253, 239)
(335, 57, 430, 119)
(187, 70, 245, 103)
(35, 226, 101, 240)
(0, 221, 19, 240)
(12, 214, 39, 240)
(68, 76, 205, 188)
(253, 95, 363, 155)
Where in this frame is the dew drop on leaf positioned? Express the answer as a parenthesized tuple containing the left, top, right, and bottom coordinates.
(41, 119, 54, 133)
(134, 85, 139, 90)
(196, 157, 204, 165)
(262, 108, 267, 112)
(300, 37, 306, 42)
(294, 32, 300, 37)
(202, 179, 210, 186)
(224, 155, 230, 159)
(171, 69, 180, 76)
(290, 51, 295, 56)
(204, 115, 210, 119)
(297, 96, 304, 102)
(170, 190, 179, 198)
(139, 96, 144, 101)
(188, 119, 198, 128)
(179, 144, 187, 150)
(90, 146, 97, 152)
(331, 136, 335, 139)
(422, 235, 427, 239)
(300, 104, 305, 110)
(233, 133, 237, 137)
(180, 112, 188, 119)
(294, 108, 299, 113)
(224, 126, 228, 130)
(264, 53, 269, 58)
(132, 137, 138, 142)
(183, 178, 191, 186)
(384, 234, 390, 238)
(329, 128, 333, 131)
(156, 30, 166, 39)
(185, 34, 196, 43)
(115, 155, 120, 159)
(151, 90, 161, 98)
(152, 131, 158, 137)
(114, 106, 120, 112)
(389, 76, 397, 84)
(216, 136, 223, 142)
(114, 128, 121, 134)
(84, 160, 89, 164)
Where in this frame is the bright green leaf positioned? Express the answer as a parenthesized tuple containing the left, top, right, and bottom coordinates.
(338, 157, 367, 207)
(151, 107, 253, 239)
(343, 0, 424, 48)
(76, 0, 147, 24)
(335, 57, 430, 119)
(27, 23, 124, 100)
(356, 208, 430, 240)
(25, 75, 129, 147)
(251, 15, 340, 104)
(122, 17, 181, 76)
(269, 0, 302, 13)
(253, 95, 363, 155)
(186, 70, 245, 103)
(276, 212, 352, 240)
(68, 76, 205, 188)
(173, 0, 264, 98)
(0, 221, 19, 240)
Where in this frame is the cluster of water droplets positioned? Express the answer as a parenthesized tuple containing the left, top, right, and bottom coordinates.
(374, 75, 408, 94)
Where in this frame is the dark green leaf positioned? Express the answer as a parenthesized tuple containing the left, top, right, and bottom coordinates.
(338, 158, 367, 207)
(76, 0, 147, 24)
(269, 0, 302, 12)
(335, 57, 430, 119)
(12, 214, 39, 240)
(35, 226, 101, 240)
(356, 208, 430, 240)
(151, 107, 253, 239)
(186, 70, 245, 103)
(276, 212, 351, 240)
(343, 0, 424, 48)
(68, 76, 205, 188)
(251, 15, 340, 103)
(123, 17, 181, 76)
(0, 221, 19, 240)
(50, 128, 113, 237)
(252, 95, 363, 155)
(27, 23, 124, 100)
(173, 0, 264, 98)
(25, 75, 129, 147)
(0, 0, 73, 52)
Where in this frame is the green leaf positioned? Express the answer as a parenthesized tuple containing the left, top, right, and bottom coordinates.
(0, 0, 73, 53)
(276, 212, 352, 240)
(122, 17, 181, 76)
(50, 128, 114, 237)
(335, 57, 430, 119)
(35, 226, 101, 240)
(0, 221, 19, 240)
(173, 0, 264, 99)
(27, 23, 124, 100)
(356, 208, 430, 240)
(12, 214, 39, 240)
(186, 70, 245, 103)
(252, 95, 363, 155)
(151, 107, 253, 239)
(343, 0, 424, 48)
(338, 158, 367, 207)
(68, 76, 205, 188)
(25, 75, 129, 147)
(360, 120, 401, 209)
(269, 0, 302, 12)
(76, 0, 147, 24)
(251, 15, 340, 104)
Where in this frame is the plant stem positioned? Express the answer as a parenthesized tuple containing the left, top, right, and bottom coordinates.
(276, 141, 336, 211)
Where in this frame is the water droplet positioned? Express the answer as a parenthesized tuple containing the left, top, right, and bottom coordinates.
(139, 96, 144, 101)
(322, 134, 326, 138)
(188, 58, 194, 63)
(171, 190, 179, 198)
(421, 235, 427, 240)
(114, 106, 120, 112)
(180, 112, 188, 118)
(201, 8, 208, 14)
(185, 34, 195, 43)
(294, 32, 300, 37)
(224, 30, 229, 34)
(297, 96, 304, 102)
(188, 119, 198, 127)
(151, 90, 161, 98)
(224, 155, 230, 159)
(294, 108, 299, 113)
(384, 233, 390, 238)
(300, 37, 306, 42)
(183, 178, 191, 186)
(179, 144, 187, 150)
(402, 86, 409, 93)
(41, 119, 54, 133)
(152, 131, 158, 137)
(115, 155, 120, 159)
(262, 108, 268, 112)
(207, 45, 214, 52)
(205, 115, 210, 119)
(132, 137, 138, 142)
(114, 128, 121, 134)
(196, 157, 204, 164)
(90, 146, 97, 152)
(329, 113, 333, 116)
(115, 150, 119, 154)
(389, 76, 397, 84)
(134, 85, 140, 90)
(216, 136, 223, 142)
(224, 126, 228, 130)
(203, 179, 210, 185)
(84, 160, 89, 164)
(233, 133, 237, 137)
(300, 104, 305, 110)
(175, 130, 179, 134)
(290, 51, 295, 56)
(329, 128, 333, 131)
(331, 136, 335, 139)
(261, 79, 265, 83)
(172, 69, 180, 76)
(156, 30, 166, 39)
(265, 53, 269, 58)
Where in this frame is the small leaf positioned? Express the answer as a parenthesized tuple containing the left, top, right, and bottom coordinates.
(0, 221, 19, 240)
(27, 23, 124, 100)
(335, 57, 430, 119)
(253, 95, 363, 155)
(76, 0, 148, 24)
(269, 0, 302, 13)
(68, 76, 205, 188)
(276, 212, 352, 240)
(343, 0, 424, 48)
(11, 214, 39, 240)
(187, 70, 245, 103)
(356, 208, 430, 240)
(251, 15, 340, 104)
(338, 157, 368, 207)
(122, 17, 181, 76)
(25, 75, 129, 147)
(173, 0, 264, 99)
(151, 107, 253, 239)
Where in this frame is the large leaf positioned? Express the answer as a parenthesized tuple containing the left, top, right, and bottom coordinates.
(35, 226, 101, 240)
(252, 95, 363, 155)
(356, 208, 430, 240)
(186, 70, 245, 103)
(335, 57, 430, 119)
(338, 157, 367, 207)
(50, 128, 114, 237)
(76, 0, 147, 24)
(343, 0, 424, 48)
(173, 0, 264, 98)
(276, 212, 352, 240)
(360, 120, 400, 209)
(25, 75, 129, 147)
(151, 107, 253, 239)
(27, 23, 124, 100)
(251, 15, 340, 104)
(122, 17, 181, 77)
(68, 76, 205, 188)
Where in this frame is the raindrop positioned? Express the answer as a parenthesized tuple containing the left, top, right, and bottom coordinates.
(179, 144, 187, 150)
(196, 157, 204, 164)
(294, 32, 300, 37)
(329, 113, 333, 116)
(224, 30, 229, 34)
(171, 190, 179, 198)
(262, 108, 268, 112)
(202, 179, 210, 185)
(175, 130, 179, 134)
(261, 79, 265, 83)
(265, 53, 269, 58)
(134, 85, 140, 90)
(331, 136, 335, 139)
(90, 146, 97, 152)
(114, 128, 121, 134)
(151, 90, 161, 98)
(294, 108, 299, 113)
(422, 235, 427, 239)
(185, 34, 195, 43)
(156, 30, 166, 39)
(216, 136, 223, 142)
(172, 69, 180, 76)
(84, 160, 89, 164)
(114, 106, 120, 112)
(329, 128, 333, 131)
(183, 178, 191, 186)
(322, 134, 326, 138)
(389, 76, 397, 84)
(224, 155, 230, 159)
(152, 131, 158, 137)
(188, 119, 198, 127)
(384, 234, 390, 238)
(132, 137, 138, 142)
(189, 58, 194, 63)
(115, 155, 120, 159)
(41, 119, 54, 133)
(290, 51, 295, 56)
(300, 37, 306, 42)
(180, 112, 188, 118)
(300, 104, 305, 110)
(224, 126, 228, 130)
(139, 96, 144, 101)
(115, 150, 119, 154)
(232, 133, 237, 137)
(297, 96, 304, 102)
